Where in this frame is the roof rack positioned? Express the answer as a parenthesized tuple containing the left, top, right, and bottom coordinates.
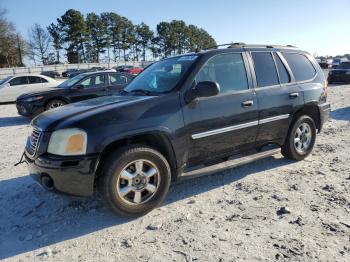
(205, 43, 298, 50)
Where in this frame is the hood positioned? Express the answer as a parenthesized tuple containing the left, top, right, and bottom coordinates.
(31, 95, 154, 131)
(17, 87, 61, 100)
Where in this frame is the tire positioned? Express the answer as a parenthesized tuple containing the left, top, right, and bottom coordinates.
(98, 145, 171, 217)
(282, 115, 316, 161)
(45, 99, 66, 111)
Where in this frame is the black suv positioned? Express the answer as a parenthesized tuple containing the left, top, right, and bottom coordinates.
(16, 71, 134, 117)
(24, 44, 330, 216)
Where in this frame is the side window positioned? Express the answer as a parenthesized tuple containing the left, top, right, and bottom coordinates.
(109, 73, 129, 86)
(28, 76, 42, 84)
(282, 53, 316, 82)
(195, 53, 248, 94)
(79, 75, 106, 88)
(40, 77, 48, 83)
(273, 53, 290, 84)
(251, 52, 279, 87)
(9, 76, 28, 86)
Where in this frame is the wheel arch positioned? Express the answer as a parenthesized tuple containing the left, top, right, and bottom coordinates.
(292, 102, 321, 132)
(95, 131, 178, 182)
(45, 96, 70, 108)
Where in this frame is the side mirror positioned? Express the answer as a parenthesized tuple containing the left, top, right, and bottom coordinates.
(186, 81, 220, 103)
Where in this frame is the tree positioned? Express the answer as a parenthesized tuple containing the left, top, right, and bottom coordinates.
(135, 23, 154, 61)
(47, 23, 63, 63)
(119, 17, 134, 61)
(57, 9, 87, 63)
(0, 9, 26, 67)
(85, 13, 107, 62)
(101, 12, 123, 61)
(156, 22, 173, 57)
(28, 23, 51, 65)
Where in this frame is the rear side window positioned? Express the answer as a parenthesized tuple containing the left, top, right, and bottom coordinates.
(109, 73, 130, 85)
(195, 53, 248, 93)
(28, 76, 42, 84)
(273, 53, 290, 84)
(9, 76, 28, 86)
(251, 52, 279, 87)
(282, 53, 316, 81)
(40, 77, 48, 83)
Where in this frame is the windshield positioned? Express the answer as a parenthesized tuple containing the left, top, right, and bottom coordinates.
(124, 55, 198, 94)
(0, 76, 12, 86)
(57, 74, 86, 88)
(337, 62, 350, 69)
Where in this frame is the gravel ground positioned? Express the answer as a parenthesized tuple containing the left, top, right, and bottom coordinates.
(0, 84, 349, 262)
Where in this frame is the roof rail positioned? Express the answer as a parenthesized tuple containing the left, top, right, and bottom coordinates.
(204, 43, 298, 51)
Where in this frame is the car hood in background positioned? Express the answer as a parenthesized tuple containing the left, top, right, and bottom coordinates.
(16, 87, 61, 100)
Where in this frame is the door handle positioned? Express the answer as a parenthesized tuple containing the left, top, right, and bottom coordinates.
(242, 100, 254, 108)
(289, 92, 299, 98)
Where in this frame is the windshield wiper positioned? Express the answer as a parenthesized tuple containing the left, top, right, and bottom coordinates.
(129, 89, 155, 96)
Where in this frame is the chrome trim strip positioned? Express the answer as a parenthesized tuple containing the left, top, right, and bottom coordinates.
(191, 114, 290, 140)
(191, 120, 259, 139)
(259, 114, 290, 124)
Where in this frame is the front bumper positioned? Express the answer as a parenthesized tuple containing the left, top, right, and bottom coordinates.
(16, 101, 44, 117)
(318, 102, 331, 131)
(25, 152, 99, 197)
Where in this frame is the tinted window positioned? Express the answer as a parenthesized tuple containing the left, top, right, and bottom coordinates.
(282, 53, 316, 81)
(273, 53, 290, 84)
(28, 76, 42, 84)
(195, 53, 248, 93)
(80, 75, 106, 88)
(40, 77, 48, 83)
(9, 76, 28, 86)
(251, 52, 279, 87)
(109, 73, 130, 85)
(337, 62, 350, 69)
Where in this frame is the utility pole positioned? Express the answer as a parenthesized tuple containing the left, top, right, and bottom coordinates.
(17, 34, 23, 67)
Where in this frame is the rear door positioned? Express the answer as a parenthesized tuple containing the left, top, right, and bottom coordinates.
(69, 74, 108, 102)
(107, 73, 132, 95)
(249, 51, 303, 145)
(26, 76, 44, 93)
(182, 52, 259, 165)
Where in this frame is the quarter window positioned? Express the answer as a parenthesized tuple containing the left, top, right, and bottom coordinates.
(251, 52, 279, 87)
(195, 53, 248, 93)
(282, 53, 316, 81)
(273, 53, 290, 84)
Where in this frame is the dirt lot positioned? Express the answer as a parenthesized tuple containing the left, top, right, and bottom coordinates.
(0, 84, 349, 262)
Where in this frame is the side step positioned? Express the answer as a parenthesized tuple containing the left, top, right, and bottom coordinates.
(181, 148, 281, 179)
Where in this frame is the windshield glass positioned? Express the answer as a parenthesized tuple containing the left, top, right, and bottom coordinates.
(337, 62, 350, 69)
(124, 55, 198, 94)
(57, 74, 86, 88)
(0, 76, 12, 86)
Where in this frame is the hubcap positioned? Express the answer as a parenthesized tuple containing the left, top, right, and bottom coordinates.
(116, 159, 160, 205)
(49, 102, 64, 109)
(294, 122, 312, 154)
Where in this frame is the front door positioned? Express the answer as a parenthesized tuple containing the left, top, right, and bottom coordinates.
(70, 74, 108, 102)
(182, 52, 259, 165)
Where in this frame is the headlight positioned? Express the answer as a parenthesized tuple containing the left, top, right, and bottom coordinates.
(345, 71, 350, 75)
(24, 96, 44, 102)
(48, 128, 87, 156)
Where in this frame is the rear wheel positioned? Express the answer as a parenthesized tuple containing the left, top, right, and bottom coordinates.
(282, 115, 316, 161)
(98, 145, 171, 217)
(46, 99, 66, 111)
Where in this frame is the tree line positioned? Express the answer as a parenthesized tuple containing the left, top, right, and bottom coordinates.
(30, 9, 217, 65)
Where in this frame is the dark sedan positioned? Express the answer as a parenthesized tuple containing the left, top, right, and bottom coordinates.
(41, 71, 61, 79)
(328, 61, 350, 84)
(16, 71, 134, 117)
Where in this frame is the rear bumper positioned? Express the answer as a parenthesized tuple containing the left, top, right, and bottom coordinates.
(318, 102, 331, 131)
(25, 153, 99, 197)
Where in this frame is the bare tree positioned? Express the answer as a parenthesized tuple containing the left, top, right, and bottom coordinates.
(28, 23, 51, 65)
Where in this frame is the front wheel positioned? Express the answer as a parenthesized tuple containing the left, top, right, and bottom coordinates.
(98, 146, 171, 217)
(282, 115, 316, 161)
(45, 99, 66, 111)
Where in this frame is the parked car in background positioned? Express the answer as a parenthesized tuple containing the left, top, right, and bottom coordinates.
(62, 68, 78, 78)
(16, 71, 134, 117)
(331, 58, 348, 68)
(68, 69, 89, 78)
(317, 58, 328, 68)
(114, 65, 143, 75)
(41, 71, 61, 79)
(23, 44, 330, 216)
(328, 61, 350, 84)
(0, 75, 62, 103)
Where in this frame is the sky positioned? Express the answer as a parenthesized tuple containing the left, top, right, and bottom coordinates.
(1, 0, 349, 57)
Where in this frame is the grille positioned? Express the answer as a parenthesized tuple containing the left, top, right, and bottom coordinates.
(26, 128, 41, 156)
